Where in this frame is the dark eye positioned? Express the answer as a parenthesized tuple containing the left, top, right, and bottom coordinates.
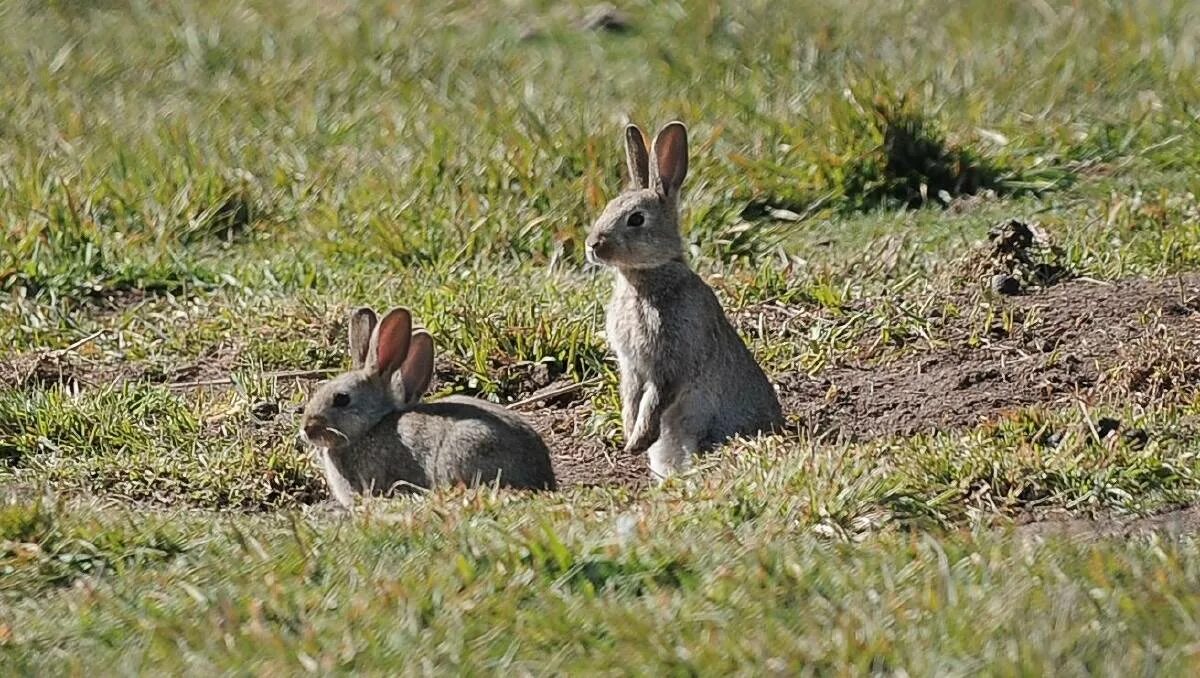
(627, 212, 645, 227)
(332, 393, 350, 408)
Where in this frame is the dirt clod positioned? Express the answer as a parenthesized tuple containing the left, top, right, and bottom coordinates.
(989, 219, 1039, 256)
(1095, 417, 1121, 440)
(973, 218, 1072, 290)
(991, 273, 1021, 295)
(1037, 430, 1064, 448)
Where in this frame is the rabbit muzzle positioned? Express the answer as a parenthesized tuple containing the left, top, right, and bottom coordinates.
(585, 233, 613, 265)
(301, 415, 335, 447)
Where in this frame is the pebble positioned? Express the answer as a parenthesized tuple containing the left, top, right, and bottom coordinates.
(991, 273, 1021, 295)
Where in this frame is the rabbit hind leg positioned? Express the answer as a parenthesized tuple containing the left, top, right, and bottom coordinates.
(647, 391, 705, 482)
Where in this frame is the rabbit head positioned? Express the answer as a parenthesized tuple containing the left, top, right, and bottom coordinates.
(301, 306, 435, 450)
(586, 121, 689, 270)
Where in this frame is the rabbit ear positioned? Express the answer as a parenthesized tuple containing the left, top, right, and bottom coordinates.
(368, 307, 412, 378)
(399, 329, 435, 403)
(650, 121, 688, 202)
(348, 307, 378, 370)
(624, 124, 650, 190)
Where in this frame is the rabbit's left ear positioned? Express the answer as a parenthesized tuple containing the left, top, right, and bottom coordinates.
(399, 330, 435, 404)
(348, 307, 378, 369)
(650, 121, 688, 203)
(625, 124, 650, 190)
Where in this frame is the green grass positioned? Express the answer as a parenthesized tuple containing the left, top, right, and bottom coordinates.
(6, 493, 1200, 674)
(3, 0, 1200, 672)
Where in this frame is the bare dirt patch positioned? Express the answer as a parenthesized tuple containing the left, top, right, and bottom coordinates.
(522, 402, 647, 491)
(1014, 505, 1200, 540)
(0, 352, 127, 393)
(778, 274, 1200, 441)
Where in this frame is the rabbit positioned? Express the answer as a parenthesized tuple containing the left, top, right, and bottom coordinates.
(584, 121, 784, 480)
(300, 306, 557, 507)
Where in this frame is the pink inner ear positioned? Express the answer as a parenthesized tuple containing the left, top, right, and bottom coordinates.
(401, 332, 434, 402)
(373, 310, 412, 376)
(653, 123, 688, 196)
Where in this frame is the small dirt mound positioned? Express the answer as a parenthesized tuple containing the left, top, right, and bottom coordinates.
(779, 274, 1200, 441)
(956, 219, 1073, 296)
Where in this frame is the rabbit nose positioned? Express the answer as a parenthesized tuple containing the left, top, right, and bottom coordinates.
(586, 234, 610, 263)
(302, 416, 327, 440)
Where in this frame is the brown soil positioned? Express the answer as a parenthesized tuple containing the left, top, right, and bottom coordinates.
(521, 401, 648, 491)
(1014, 505, 1200, 540)
(0, 338, 244, 392)
(777, 274, 1200, 442)
(0, 352, 124, 393)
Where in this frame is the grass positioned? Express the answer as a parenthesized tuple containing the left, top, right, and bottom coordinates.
(7, 492, 1200, 673)
(3, 0, 1200, 672)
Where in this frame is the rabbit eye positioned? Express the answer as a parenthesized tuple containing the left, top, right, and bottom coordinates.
(627, 212, 645, 227)
(333, 393, 351, 408)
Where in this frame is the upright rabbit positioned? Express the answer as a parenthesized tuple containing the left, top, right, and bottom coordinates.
(300, 307, 557, 506)
(585, 121, 783, 479)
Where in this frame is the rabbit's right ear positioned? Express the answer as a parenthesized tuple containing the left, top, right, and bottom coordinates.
(368, 307, 412, 378)
(650, 121, 688, 203)
(399, 330, 435, 403)
(624, 124, 650, 190)
(348, 307, 378, 369)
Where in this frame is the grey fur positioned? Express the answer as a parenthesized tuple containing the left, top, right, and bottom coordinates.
(585, 121, 783, 479)
(301, 307, 556, 506)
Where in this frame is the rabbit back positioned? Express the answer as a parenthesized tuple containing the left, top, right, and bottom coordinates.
(324, 396, 556, 499)
(340, 396, 556, 493)
(411, 396, 557, 490)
